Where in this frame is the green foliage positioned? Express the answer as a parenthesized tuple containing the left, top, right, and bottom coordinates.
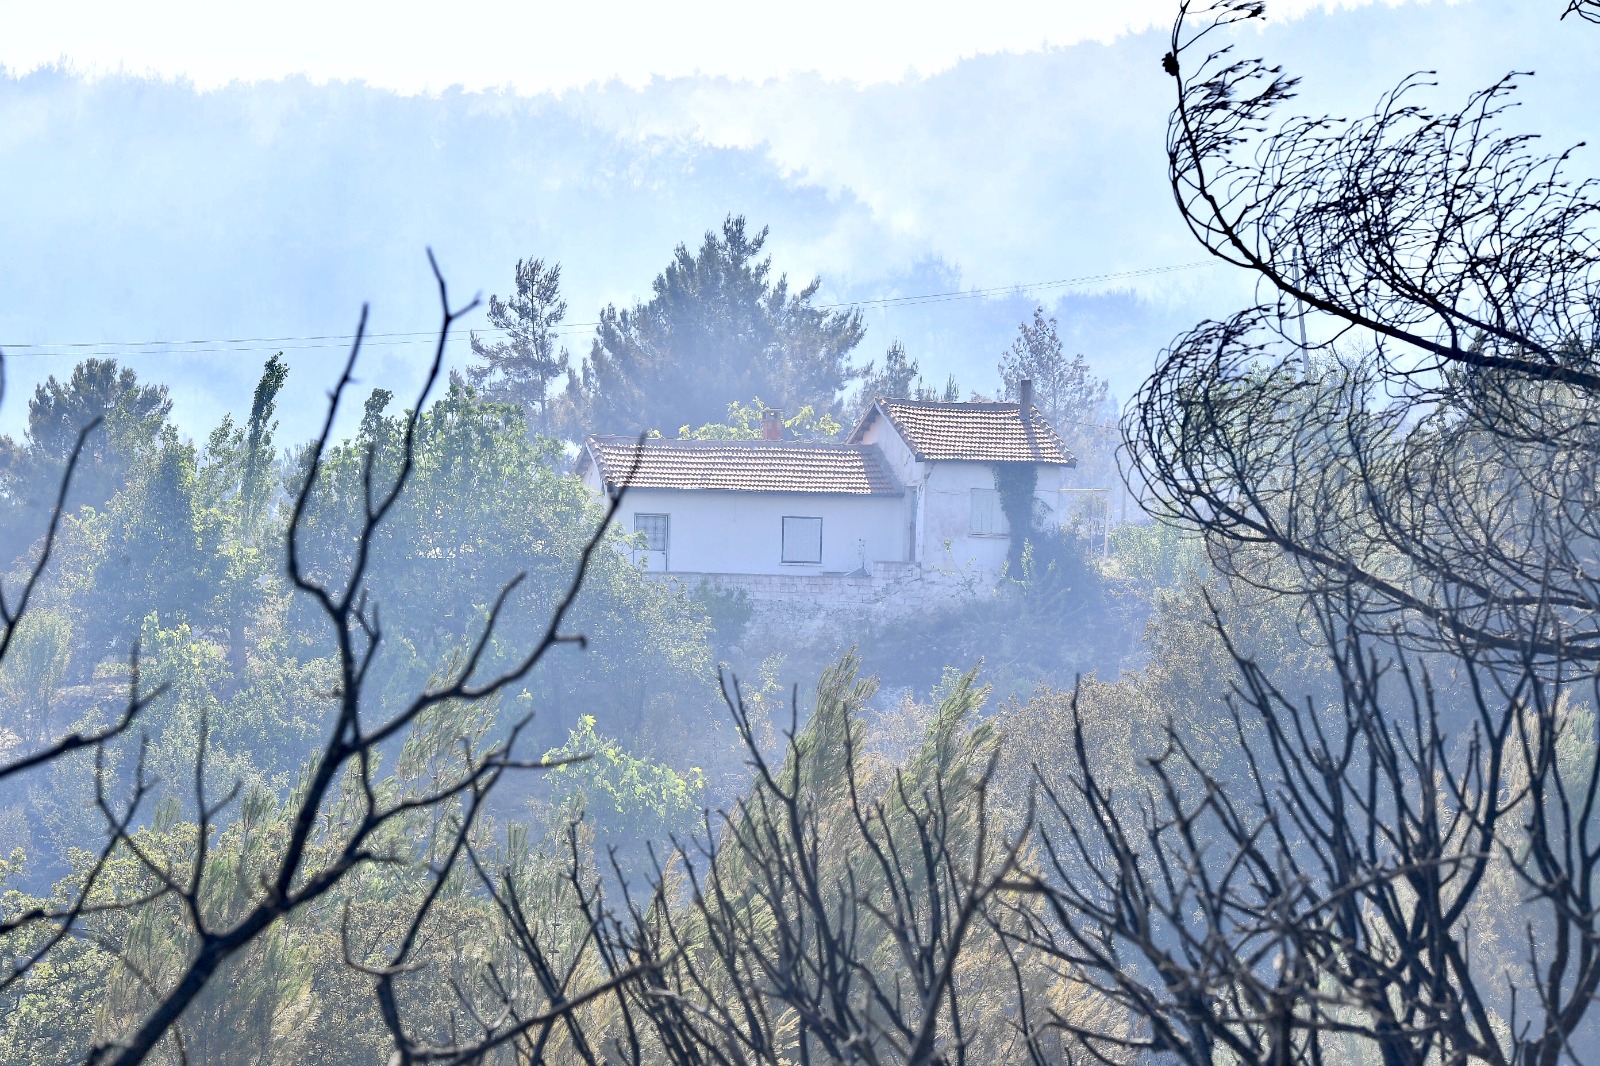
(992, 461, 1040, 571)
(0, 351, 1149, 1061)
(0, 358, 719, 885)
(785, 653, 876, 801)
(676, 397, 844, 441)
(200, 353, 287, 532)
(25, 358, 173, 513)
(567, 215, 867, 434)
(0, 609, 73, 747)
(690, 579, 754, 653)
(291, 381, 715, 726)
(195, 356, 292, 678)
(540, 715, 706, 847)
(998, 307, 1120, 490)
(622, 654, 1119, 1066)
(466, 257, 571, 433)
(1103, 519, 1206, 593)
(0, 710, 554, 1065)
(0, 360, 175, 574)
(995, 544, 1348, 832)
(860, 340, 923, 403)
(853, 529, 1124, 698)
(998, 307, 1108, 433)
(846, 340, 960, 422)
(79, 427, 230, 652)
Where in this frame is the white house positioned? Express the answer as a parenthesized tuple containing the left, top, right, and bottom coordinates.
(577, 383, 1076, 580)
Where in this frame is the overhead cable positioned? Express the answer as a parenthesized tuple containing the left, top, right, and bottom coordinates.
(0, 261, 1212, 359)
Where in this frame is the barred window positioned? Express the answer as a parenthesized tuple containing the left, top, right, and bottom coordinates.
(634, 513, 670, 552)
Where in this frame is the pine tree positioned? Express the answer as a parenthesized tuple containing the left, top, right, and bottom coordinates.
(847, 340, 960, 423)
(999, 308, 1117, 503)
(864, 340, 921, 400)
(998, 307, 1106, 432)
(466, 258, 570, 434)
(25, 358, 173, 513)
(568, 216, 866, 434)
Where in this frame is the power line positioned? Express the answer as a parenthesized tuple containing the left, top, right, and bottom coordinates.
(0, 261, 1212, 359)
(814, 263, 1207, 311)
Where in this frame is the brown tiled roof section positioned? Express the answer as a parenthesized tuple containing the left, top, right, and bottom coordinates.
(585, 436, 904, 495)
(862, 400, 1075, 465)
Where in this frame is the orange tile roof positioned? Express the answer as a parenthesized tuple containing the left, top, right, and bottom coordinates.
(851, 400, 1075, 465)
(584, 436, 904, 496)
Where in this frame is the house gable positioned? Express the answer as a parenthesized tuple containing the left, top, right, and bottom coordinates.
(846, 398, 1075, 467)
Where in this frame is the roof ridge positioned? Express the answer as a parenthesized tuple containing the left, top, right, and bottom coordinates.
(587, 434, 867, 449)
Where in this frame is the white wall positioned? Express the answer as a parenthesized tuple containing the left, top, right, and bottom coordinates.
(858, 413, 919, 487)
(856, 413, 927, 564)
(580, 436, 1073, 580)
(920, 461, 1007, 575)
(920, 461, 1071, 577)
(601, 486, 910, 576)
(853, 414, 1072, 577)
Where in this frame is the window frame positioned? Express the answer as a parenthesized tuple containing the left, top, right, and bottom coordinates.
(969, 487, 1004, 536)
(634, 513, 670, 553)
(780, 515, 824, 565)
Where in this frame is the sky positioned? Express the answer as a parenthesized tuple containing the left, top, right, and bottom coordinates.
(0, 0, 1593, 445)
(0, 0, 1412, 93)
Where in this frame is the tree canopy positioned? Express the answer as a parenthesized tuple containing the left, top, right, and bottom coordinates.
(1, 359, 174, 528)
(845, 340, 960, 423)
(566, 215, 866, 434)
(464, 257, 571, 434)
(998, 307, 1107, 435)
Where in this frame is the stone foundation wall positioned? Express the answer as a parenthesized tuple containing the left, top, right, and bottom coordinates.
(652, 563, 986, 645)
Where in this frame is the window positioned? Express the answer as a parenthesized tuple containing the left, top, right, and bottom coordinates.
(781, 516, 823, 564)
(634, 513, 670, 552)
(970, 488, 1002, 535)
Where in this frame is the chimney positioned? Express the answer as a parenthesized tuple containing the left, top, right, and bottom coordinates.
(762, 409, 784, 441)
(1018, 379, 1034, 417)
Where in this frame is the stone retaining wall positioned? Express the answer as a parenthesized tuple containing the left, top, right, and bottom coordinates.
(651, 563, 986, 644)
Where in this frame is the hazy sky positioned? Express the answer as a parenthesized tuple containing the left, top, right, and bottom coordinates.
(1, 0, 1412, 92)
(0, 0, 1591, 444)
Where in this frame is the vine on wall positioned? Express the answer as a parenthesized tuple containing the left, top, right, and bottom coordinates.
(993, 462, 1038, 573)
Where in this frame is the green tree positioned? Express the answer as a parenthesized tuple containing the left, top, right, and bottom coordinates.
(999, 306, 1118, 506)
(860, 340, 921, 400)
(853, 530, 1120, 697)
(290, 383, 714, 735)
(26, 359, 173, 512)
(465, 257, 571, 434)
(567, 215, 866, 434)
(0, 609, 73, 748)
(0, 360, 174, 572)
(197, 355, 290, 675)
(999, 308, 1107, 430)
(538, 714, 705, 855)
(78, 430, 229, 660)
(846, 340, 958, 423)
(0, 270, 701, 1065)
(676, 397, 842, 441)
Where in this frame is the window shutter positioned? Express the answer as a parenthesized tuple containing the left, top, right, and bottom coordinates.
(970, 489, 1000, 535)
(781, 517, 823, 563)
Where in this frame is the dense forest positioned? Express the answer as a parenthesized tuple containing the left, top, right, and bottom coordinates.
(4, 1, 1600, 1063)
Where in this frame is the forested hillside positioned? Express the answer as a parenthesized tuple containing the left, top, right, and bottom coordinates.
(0, 273, 1145, 1060)
(4, 1, 1600, 1063)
